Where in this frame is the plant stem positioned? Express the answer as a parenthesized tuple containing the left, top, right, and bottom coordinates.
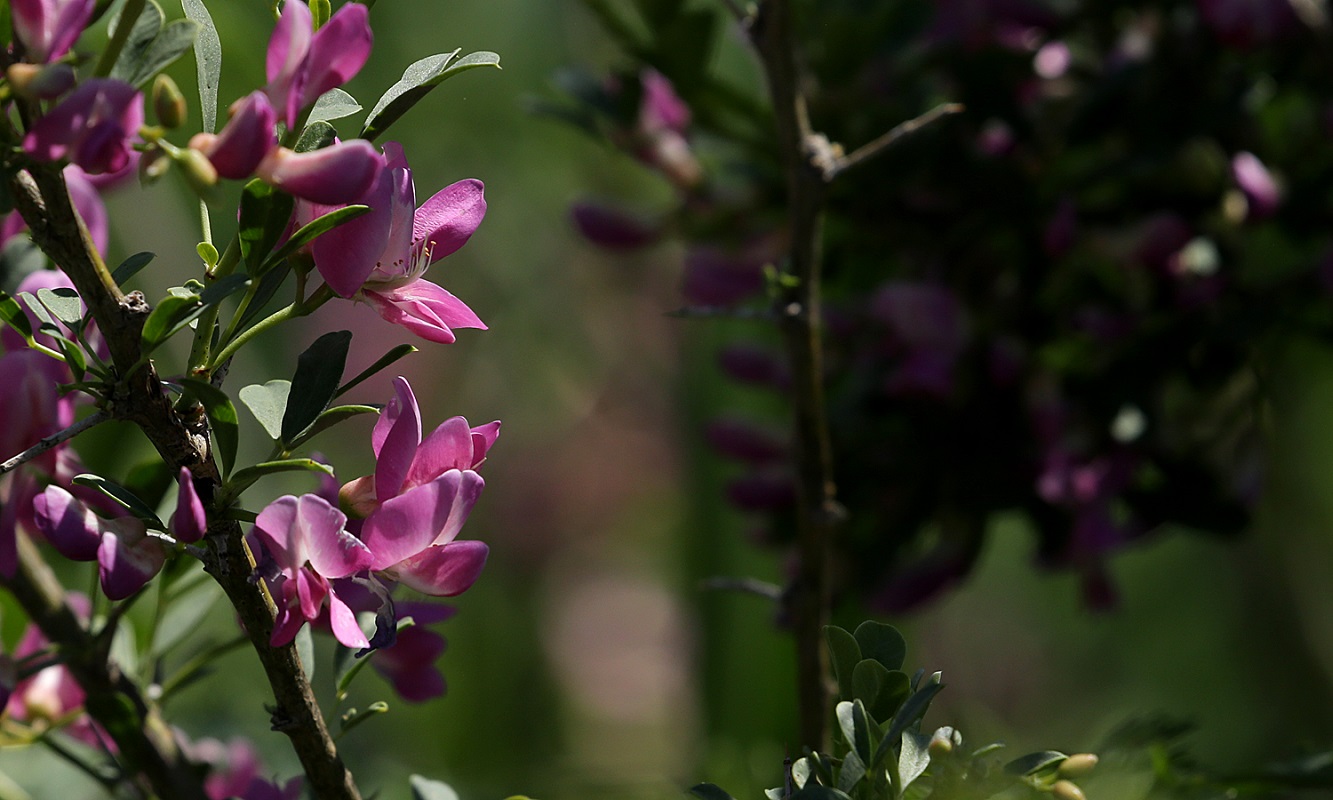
(92, 0, 146, 78)
(745, 0, 841, 752)
(0, 411, 108, 477)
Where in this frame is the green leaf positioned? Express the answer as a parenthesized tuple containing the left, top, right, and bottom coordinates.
(853, 659, 909, 724)
(0, 293, 33, 343)
(1004, 751, 1068, 777)
(898, 731, 932, 796)
(18, 291, 57, 330)
(309, 88, 362, 123)
(199, 273, 250, 307)
(689, 784, 737, 800)
(35, 287, 82, 327)
(826, 625, 861, 701)
(179, 378, 238, 475)
(836, 700, 873, 766)
(260, 204, 370, 273)
(285, 404, 378, 452)
(223, 458, 333, 501)
(361, 50, 501, 141)
(877, 680, 946, 768)
(838, 749, 867, 793)
(71, 474, 166, 529)
(295, 120, 337, 153)
(854, 621, 907, 671)
(181, 0, 221, 132)
(151, 580, 221, 656)
(281, 330, 352, 444)
(111, 251, 155, 286)
(336, 343, 417, 398)
(787, 786, 853, 800)
(295, 623, 315, 680)
(238, 380, 291, 440)
(410, 775, 460, 800)
(53, 334, 86, 381)
(235, 261, 291, 330)
(238, 180, 296, 276)
(112, 0, 199, 87)
(141, 292, 202, 350)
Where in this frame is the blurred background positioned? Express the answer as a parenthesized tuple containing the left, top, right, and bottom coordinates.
(6, 1, 1333, 798)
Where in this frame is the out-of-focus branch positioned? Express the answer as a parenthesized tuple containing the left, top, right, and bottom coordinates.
(0, 411, 108, 477)
(823, 102, 964, 180)
(6, 160, 363, 799)
(745, 0, 840, 752)
(5, 535, 207, 800)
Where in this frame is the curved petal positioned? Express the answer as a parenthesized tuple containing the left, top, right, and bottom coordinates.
(391, 540, 488, 597)
(469, 421, 501, 468)
(265, 0, 311, 127)
(361, 470, 483, 570)
(364, 280, 485, 344)
(310, 151, 394, 297)
(293, 494, 370, 579)
(407, 416, 474, 487)
(327, 587, 370, 649)
(97, 520, 165, 600)
(363, 143, 417, 284)
(303, 2, 373, 104)
(372, 377, 421, 498)
(33, 485, 101, 562)
(414, 179, 486, 263)
(257, 139, 382, 205)
(253, 495, 303, 571)
(198, 91, 277, 180)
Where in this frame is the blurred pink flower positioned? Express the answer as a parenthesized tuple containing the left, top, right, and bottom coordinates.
(1231, 151, 1281, 219)
(23, 78, 142, 175)
(12, 0, 94, 63)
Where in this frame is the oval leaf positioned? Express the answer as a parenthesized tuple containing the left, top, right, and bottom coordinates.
(281, 330, 351, 444)
(361, 50, 501, 141)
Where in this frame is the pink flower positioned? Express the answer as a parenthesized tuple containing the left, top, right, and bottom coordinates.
(250, 494, 373, 649)
(371, 601, 454, 702)
(169, 467, 207, 543)
(23, 78, 143, 175)
(300, 143, 487, 343)
(191, 92, 278, 180)
(32, 486, 166, 599)
(193, 737, 303, 800)
(11, 0, 94, 63)
(5, 595, 97, 744)
(265, 0, 372, 127)
(1231, 151, 1281, 219)
(342, 377, 495, 596)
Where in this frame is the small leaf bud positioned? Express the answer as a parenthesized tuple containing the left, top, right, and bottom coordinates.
(152, 75, 188, 129)
(928, 728, 955, 757)
(1058, 754, 1098, 778)
(1050, 780, 1086, 800)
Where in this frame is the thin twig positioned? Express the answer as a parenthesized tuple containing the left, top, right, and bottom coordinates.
(0, 411, 108, 477)
(824, 102, 964, 180)
(699, 576, 783, 600)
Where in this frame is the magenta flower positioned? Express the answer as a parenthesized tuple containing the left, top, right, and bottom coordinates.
(265, 0, 372, 127)
(191, 92, 278, 180)
(23, 79, 143, 175)
(371, 601, 454, 702)
(1231, 151, 1281, 219)
(342, 377, 495, 596)
(192, 737, 302, 800)
(251, 494, 374, 649)
(169, 467, 207, 544)
(12, 0, 94, 63)
(299, 143, 487, 343)
(32, 486, 166, 600)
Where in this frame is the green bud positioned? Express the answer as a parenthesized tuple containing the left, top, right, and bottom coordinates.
(1057, 754, 1098, 779)
(152, 75, 188, 129)
(1050, 780, 1086, 800)
(176, 148, 219, 201)
(311, 0, 331, 28)
(138, 147, 171, 186)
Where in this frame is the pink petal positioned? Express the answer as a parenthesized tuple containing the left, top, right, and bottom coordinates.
(23, 79, 142, 174)
(406, 416, 474, 488)
(254, 495, 303, 571)
(372, 376, 421, 499)
(32, 485, 101, 561)
(364, 280, 485, 345)
(327, 588, 369, 649)
(169, 467, 207, 543)
(469, 421, 501, 468)
(196, 91, 277, 180)
(310, 152, 394, 297)
(360, 142, 417, 284)
(256, 140, 383, 205)
(265, 0, 312, 127)
(97, 519, 165, 600)
(12, 0, 94, 63)
(303, 3, 373, 105)
(361, 470, 484, 570)
(293, 494, 370, 579)
(413, 179, 486, 263)
(391, 540, 488, 597)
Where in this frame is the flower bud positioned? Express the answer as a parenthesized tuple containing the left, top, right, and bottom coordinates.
(927, 727, 956, 757)
(152, 74, 188, 129)
(1050, 780, 1086, 800)
(175, 147, 220, 200)
(1057, 754, 1098, 778)
(6, 62, 75, 99)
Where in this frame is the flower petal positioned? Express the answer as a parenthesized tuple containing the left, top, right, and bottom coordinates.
(293, 494, 370, 579)
(360, 470, 483, 570)
(254, 495, 304, 571)
(372, 376, 421, 499)
(327, 587, 370, 649)
(195, 91, 277, 180)
(391, 540, 488, 597)
(32, 485, 101, 561)
(265, 0, 312, 127)
(309, 152, 395, 297)
(469, 421, 501, 468)
(256, 139, 382, 205)
(97, 519, 165, 600)
(406, 416, 474, 487)
(413, 179, 486, 263)
(364, 280, 485, 344)
(303, 2, 373, 106)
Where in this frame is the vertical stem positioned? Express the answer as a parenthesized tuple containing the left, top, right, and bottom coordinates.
(747, 0, 840, 751)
